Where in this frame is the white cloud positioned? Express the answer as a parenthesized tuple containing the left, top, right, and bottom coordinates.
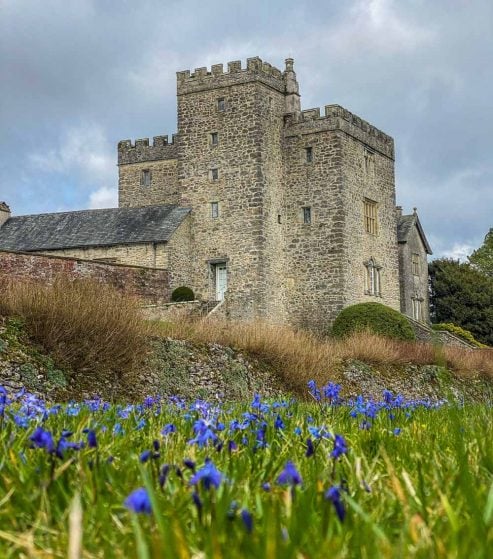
(328, 0, 435, 56)
(441, 243, 475, 262)
(28, 123, 115, 186)
(89, 186, 118, 209)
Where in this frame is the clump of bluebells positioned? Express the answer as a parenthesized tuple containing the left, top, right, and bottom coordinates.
(0, 380, 448, 540)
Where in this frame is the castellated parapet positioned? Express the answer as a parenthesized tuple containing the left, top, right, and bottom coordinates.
(176, 57, 286, 95)
(284, 105, 394, 159)
(118, 134, 178, 165)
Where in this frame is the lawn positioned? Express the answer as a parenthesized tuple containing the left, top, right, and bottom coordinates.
(0, 383, 492, 558)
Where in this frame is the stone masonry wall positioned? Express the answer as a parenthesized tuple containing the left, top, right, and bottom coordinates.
(118, 159, 179, 208)
(177, 62, 288, 318)
(165, 216, 193, 290)
(282, 128, 346, 331)
(0, 250, 170, 303)
(40, 242, 168, 269)
(282, 105, 399, 330)
(339, 130, 400, 314)
(399, 224, 430, 322)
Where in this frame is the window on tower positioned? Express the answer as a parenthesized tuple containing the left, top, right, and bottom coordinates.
(217, 98, 225, 111)
(141, 169, 151, 187)
(211, 168, 219, 181)
(210, 132, 218, 146)
(305, 146, 313, 163)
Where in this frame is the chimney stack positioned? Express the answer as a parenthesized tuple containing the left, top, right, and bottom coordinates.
(396, 205, 403, 217)
(0, 202, 11, 227)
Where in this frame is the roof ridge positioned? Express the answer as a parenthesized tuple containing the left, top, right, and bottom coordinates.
(10, 204, 183, 220)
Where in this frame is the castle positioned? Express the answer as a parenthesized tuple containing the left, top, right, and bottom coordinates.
(0, 57, 432, 331)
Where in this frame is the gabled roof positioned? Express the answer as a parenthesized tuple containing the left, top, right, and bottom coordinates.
(397, 212, 432, 255)
(0, 205, 190, 252)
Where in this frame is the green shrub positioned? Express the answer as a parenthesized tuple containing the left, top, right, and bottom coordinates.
(171, 286, 195, 302)
(432, 323, 488, 348)
(332, 302, 416, 341)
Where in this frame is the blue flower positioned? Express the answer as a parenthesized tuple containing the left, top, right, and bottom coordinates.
(274, 415, 285, 430)
(305, 438, 315, 458)
(183, 458, 196, 471)
(330, 434, 348, 459)
(161, 424, 176, 436)
(189, 460, 223, 490)
(87, 430, 97, 448)
(124, 487, 152, 514)
(307, 380, 321, 401)
(276, 461, 302, 486)
(262, 482, 271, 492)
(241, 509, 253, 533)
(139, 450, 152, 463)
(393, 428, 402, 436)
(325, 485, 345, 522)
(159, 464, 170, 488)
(29, 427, 55, 453)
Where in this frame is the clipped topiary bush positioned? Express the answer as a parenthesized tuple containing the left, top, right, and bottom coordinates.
(432, 323, 488, 348)
(332, 302, 416, 341)
(171, 286, 195, 302)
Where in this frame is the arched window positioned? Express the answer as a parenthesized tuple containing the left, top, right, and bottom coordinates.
(364, 258, 382, 296)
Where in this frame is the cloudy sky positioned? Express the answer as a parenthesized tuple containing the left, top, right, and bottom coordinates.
(1, 0, 492, 259)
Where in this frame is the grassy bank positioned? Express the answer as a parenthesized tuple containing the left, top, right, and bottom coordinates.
(0, 390, 492, 557)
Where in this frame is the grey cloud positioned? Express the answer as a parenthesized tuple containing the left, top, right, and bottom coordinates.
(0, 0, 492, 255)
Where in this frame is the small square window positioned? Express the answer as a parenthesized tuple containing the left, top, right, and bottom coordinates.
(211, 168, 219, 180)
(277, 214, 282, 224)
(141, 169, 151, 187)
(303, 206, 311, 224)
(217, 98, 225, 111)
(211, 132, 218, 146)
(211, 202, 219, 218)
(305, 147, 313, 163)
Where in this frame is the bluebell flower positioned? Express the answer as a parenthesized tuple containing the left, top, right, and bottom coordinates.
(307, 380, 321, 401)
(124, 487, 152, 514)
(192, 492, 203, 512)
(276, 461, 302, 486)
(153, 440, 160, 451)
(323, 382, 342, 404)
(241, 509, 254, 533)
(183, 458, 196, 471)
(262, 482, 271, 492)
(139, 450, 152, 463)
(161, 423, 176, 436)
(325, 485, 345, 522)
(189, 460, 223, 490)
(305, 438, 315, 458)
(274, 415, 285, 430)
(29, 427, 55, 453)
(294, 426, 302, 436)
(393, 428, 401, 436)
(87, 430, 97, 448)
(331, 434, 348, 459)
(227, 440, 238, 453)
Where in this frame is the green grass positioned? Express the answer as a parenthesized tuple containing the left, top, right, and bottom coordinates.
(0, 393, 492, 558)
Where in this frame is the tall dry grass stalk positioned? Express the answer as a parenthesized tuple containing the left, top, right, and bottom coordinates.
(0, 277, 150, 375)
(154, 317, 493, 393)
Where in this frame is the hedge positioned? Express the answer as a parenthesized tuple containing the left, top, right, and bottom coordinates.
(332, 302, 416, 341)
(171, 286, 195, 302)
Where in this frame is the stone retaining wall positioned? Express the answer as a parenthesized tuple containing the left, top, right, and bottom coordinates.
(407, 317, 474, 349)
(0, 250, 170, 304)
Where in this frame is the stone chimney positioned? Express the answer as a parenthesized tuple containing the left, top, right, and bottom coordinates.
(0, 202, 11, 227)
(284, 58, 301, 114)
(396, 205, 403, 217)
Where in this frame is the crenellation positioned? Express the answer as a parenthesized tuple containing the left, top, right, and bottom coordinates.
(177, 57, 286, 95)
(284, 103, 394, 159)
(118, 134, 178, 165)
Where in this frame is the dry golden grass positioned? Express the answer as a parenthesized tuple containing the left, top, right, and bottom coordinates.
(0, 277, 150, 375)
(153, 317, 493, 393)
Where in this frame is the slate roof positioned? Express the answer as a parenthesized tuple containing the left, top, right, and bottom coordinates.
(397, 213, 432, 255)
(0, 205, 190, 252)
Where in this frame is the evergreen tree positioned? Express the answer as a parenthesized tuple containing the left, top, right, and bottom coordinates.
(429, 258, 493, 346)
(468, 228, 493, 278)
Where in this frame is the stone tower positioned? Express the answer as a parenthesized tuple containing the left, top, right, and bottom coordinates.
(117, 56, 402, 331)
